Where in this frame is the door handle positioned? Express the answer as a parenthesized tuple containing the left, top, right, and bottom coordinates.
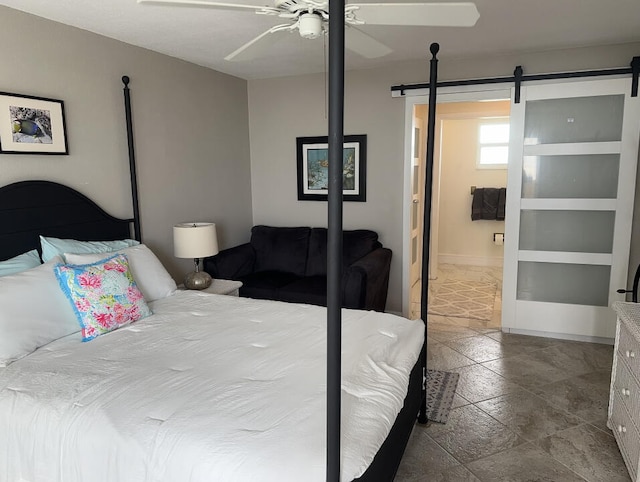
(412, 200, 419, 204)
(617, 263, 640, 303)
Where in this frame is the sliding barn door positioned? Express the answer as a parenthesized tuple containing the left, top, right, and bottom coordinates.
(503, 78, 640, 340)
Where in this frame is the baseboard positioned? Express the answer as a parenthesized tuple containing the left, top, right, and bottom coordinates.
(438, 254, 503, 267)
(502, 327, 614, 345)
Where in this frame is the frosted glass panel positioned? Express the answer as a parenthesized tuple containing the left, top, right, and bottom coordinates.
(522, 154, 619, 198)
(524, 95, 624, 144)
(412, 237, 418, 263)
(412, 202, 418, 230)
(413, 165, 419, 195)
(517, 262, 610, 306)
(519, 210, 615, 253)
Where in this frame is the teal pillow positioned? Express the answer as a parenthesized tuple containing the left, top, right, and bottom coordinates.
(54, 254, 151, 342)
(0, 249, 42, 277)
(40, 236, 139, 263)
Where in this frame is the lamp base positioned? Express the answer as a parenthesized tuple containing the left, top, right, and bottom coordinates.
(184, 270, 213, 290)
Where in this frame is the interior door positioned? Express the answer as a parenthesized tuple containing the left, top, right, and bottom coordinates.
(502, 77, 640, 340)
(410, 112, 426, 289)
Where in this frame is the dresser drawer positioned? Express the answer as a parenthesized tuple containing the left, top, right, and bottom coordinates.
(612, 358, 640, 434)
(618, 322, 640, 383)
(610, 392, 640, 481)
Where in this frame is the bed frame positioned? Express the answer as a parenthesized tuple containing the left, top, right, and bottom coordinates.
(0, 13, 437, 478)
(355, 346, 424, 481)
(0, 177, 425, 481)
(0, 180, 136, 261)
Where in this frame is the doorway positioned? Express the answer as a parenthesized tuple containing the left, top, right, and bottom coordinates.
(403, 88, 512, 328)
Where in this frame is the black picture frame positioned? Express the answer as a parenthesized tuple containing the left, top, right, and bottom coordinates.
(296, 134, 367, 202)
(0, 91, 69, 155)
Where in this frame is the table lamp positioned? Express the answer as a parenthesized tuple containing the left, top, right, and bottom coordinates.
(173, 222, 219, 290)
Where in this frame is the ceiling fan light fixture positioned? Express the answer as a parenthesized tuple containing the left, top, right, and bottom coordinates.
(298, 13, 322, 39)
(140, 0, 480, 62)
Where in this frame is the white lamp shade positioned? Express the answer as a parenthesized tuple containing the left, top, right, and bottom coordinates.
(173, 222, 219, 259)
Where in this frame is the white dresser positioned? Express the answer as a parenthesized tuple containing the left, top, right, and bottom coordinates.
(609, 301, 640, 481)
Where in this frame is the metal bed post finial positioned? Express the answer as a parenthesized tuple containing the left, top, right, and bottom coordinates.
(122, 75, 142, 242)
(418, 41, 439, 425)
(430, 42, 440, 58)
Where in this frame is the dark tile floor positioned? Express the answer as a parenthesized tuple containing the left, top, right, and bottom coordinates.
(397, 266, 630, 482)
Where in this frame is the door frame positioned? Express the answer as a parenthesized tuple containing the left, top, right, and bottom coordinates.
(402, 85, 512, 318)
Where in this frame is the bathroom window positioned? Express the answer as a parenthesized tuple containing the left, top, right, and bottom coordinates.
(478, 118, 509, 169)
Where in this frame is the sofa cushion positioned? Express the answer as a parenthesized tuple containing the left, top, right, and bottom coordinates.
(239, 270, 302, 301)
(251, 226, 310, 277)
(306, 228, 380, 277)
(278, 276, 328, 307)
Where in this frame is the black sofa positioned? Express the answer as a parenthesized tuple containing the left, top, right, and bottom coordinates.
(203, 225, 392, 311)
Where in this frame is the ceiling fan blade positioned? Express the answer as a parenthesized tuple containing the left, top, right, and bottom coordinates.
(345, 26, 392, 58)
(225, 25, 290, 62)
(137, 0, 266, 12)
(351, 2, 480, 27)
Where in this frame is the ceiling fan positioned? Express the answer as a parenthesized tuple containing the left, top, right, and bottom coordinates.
(138, 0, 479, 62)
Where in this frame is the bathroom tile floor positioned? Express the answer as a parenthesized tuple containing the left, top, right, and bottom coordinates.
(396, 264, 629, 482)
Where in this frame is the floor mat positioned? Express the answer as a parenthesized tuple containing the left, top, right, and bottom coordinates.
(428, 279, 497, 321)
(426, 369, 459, 424)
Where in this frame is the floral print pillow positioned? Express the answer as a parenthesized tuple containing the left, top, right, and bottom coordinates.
(54, 254, 151, 341)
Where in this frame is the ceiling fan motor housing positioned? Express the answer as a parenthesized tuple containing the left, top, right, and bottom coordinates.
(299, 13, 322, 39)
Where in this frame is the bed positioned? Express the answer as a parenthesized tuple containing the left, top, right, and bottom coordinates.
(0, 180, 425, 481)
(0, 18, 435, 477)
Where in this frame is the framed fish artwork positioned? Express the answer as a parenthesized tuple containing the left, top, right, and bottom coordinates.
(296, 134, 366, 202)
(0, 91, 68, 155)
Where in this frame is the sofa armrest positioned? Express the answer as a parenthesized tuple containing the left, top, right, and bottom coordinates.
(203, 243, 256, 280)
(342, 247, 392, 311)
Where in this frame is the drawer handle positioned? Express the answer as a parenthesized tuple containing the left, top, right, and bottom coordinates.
(618, 424, 627, 434)
(626, 350, 636, 359)
(621, 388, 631, 397)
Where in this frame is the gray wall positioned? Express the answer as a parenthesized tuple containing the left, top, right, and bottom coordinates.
(248, 42, 640, 313)
(0, 6, 253, 281)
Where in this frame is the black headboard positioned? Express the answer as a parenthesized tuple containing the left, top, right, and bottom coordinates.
(0, 180, 134, 261)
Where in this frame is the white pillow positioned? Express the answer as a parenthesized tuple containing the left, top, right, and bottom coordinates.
(0, 249, 41, 277)
(0, 257, 80, 367)
(65, 244, 177, 302)
(40, 236, 139, 263)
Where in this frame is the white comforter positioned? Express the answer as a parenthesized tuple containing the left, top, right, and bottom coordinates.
(0, 291, 423, 482)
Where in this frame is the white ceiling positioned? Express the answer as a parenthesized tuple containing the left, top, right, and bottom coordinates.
(1, 0, 640, 80)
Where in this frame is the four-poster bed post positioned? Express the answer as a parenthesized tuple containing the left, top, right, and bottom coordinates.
(122, 75, 142, 243)
(326, 0, 345, 480)
(418, 42, 439, 424)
